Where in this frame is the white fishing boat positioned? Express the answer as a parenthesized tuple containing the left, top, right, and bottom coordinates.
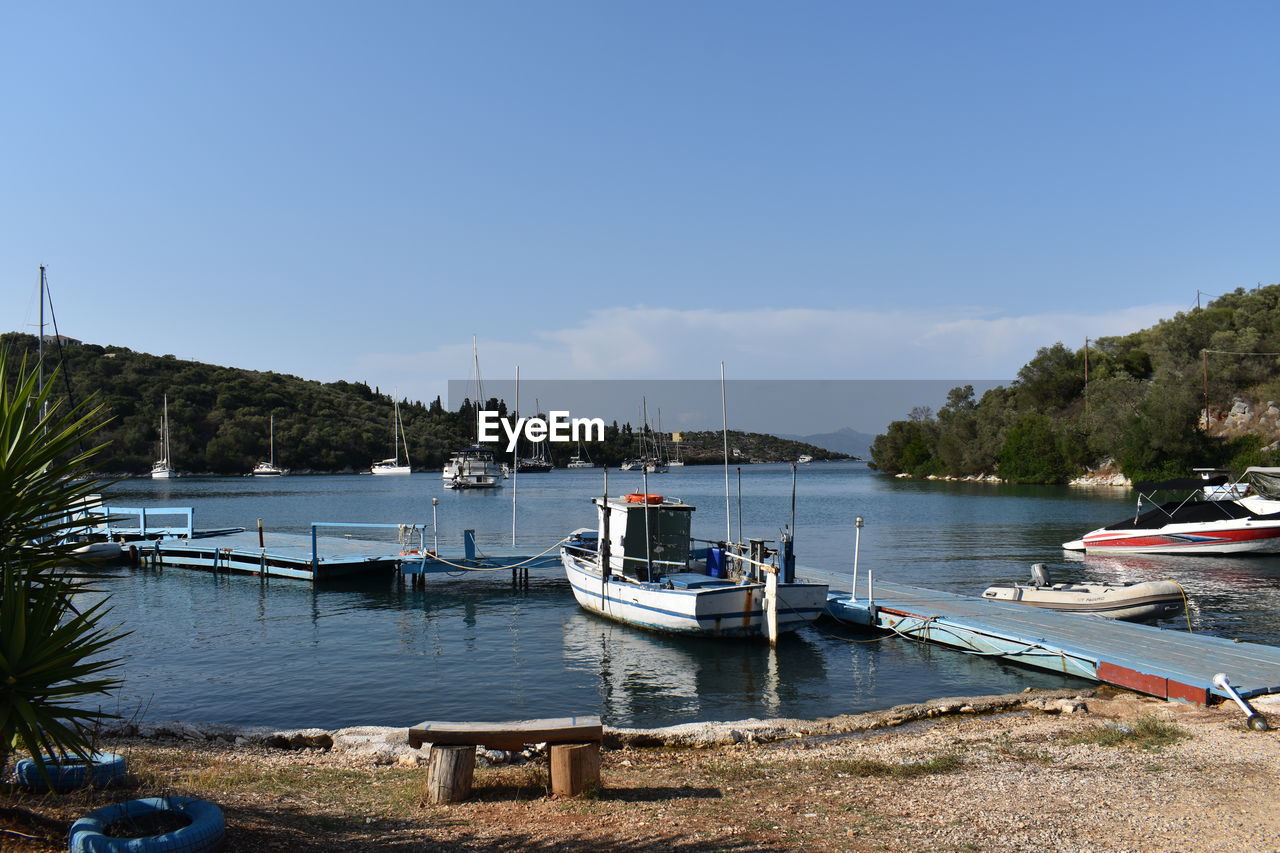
(371, 400, 411, 475)
(797, 454, 813, 464)
(982, 564, 1185, 622)
(1063, 473, 1280, 554)
(252, 414, 288, 476)
(442, 446, 502, 489)
(560, 492, 828, 638)
(151, 394, 175, 479)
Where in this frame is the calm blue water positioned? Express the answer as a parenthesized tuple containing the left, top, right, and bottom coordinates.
(83, 464, 1280, 729)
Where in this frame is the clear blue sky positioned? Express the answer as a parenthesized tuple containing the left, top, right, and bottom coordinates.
(4, 1, 1276, 408)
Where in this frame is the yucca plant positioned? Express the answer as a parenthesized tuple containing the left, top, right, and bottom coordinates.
(0, 350, 126, 781)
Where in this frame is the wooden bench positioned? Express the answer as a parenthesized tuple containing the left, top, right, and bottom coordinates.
(408, 716, 603, 802)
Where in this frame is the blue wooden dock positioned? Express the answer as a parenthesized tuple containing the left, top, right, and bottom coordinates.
(799, 563, 1280, 704)
(119, 510, 565, 583)
(140, 530, 405, 581)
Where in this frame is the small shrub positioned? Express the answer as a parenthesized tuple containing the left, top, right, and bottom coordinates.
(1068, 715, 1188, 750)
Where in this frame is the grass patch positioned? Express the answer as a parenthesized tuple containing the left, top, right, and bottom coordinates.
(1068, 715, 1188, 751)
(700, 758, 768, 785)
(828, 752, 964, 779)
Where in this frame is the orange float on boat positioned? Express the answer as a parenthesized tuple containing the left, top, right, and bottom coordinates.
(625, 493, 663, 505)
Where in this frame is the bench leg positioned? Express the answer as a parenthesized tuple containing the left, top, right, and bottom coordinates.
(425, 744, 476, 804)
(550, 742, 601, 797)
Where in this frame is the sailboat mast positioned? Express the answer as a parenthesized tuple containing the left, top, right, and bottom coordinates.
(512, 365, 519, 546)
(37, 266, 46, 421)
(394, 400, 402, 464)
(721, 362, 731, 544)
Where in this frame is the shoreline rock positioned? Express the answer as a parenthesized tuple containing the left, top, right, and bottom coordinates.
(96, 688, 1096, 764)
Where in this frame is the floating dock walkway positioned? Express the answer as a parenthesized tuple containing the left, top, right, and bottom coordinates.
(101, 506, 563, 583)
(799, 563, 1280, 705)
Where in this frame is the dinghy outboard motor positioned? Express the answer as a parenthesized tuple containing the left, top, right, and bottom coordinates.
(1030, 563, 1052, 586)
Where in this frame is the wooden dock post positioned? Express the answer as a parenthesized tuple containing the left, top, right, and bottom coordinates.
(425, 745, 475, 804)
(550, 743, 601, 797)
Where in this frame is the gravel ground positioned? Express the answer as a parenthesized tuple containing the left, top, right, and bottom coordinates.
(3, 687, 1278, 852)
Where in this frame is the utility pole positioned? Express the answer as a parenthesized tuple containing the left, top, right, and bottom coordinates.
(1202, 349, 1210, 429)
(1083, 337, 1090, 422)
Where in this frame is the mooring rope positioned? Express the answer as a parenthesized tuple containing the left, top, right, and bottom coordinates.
(404, 537, 570, 572)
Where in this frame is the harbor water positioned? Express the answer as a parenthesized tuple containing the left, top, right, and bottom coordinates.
(87, 463, 1280, 730)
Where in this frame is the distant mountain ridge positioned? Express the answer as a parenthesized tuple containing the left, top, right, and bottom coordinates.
(774, 427, 873, 459)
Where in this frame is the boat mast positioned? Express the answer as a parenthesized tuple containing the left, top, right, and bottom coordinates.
(37, 266, 46, 420)
(162, 394, 170, 465)
(721, 362, 731, 544)
(471, 335, 484, 440)
(512, 365, 519, 546)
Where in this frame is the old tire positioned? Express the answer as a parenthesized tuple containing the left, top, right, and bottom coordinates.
(15, 752, 126, 792)
(68, 796, 225, 853)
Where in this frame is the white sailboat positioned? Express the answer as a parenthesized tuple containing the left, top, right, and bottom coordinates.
(567, 439, 596, 468)
(150, 394, 175, 479)
(371, 400, 411, 475)
(252, 414, 288, 476)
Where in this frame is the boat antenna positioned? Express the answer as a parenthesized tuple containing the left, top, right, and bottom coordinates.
(790, 461, 798, 537)
(736, 466, 743, 545)
(642, 467, 653, 581)
(720, 362, 731, 544)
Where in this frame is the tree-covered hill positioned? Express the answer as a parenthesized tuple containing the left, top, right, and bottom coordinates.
(870, 284, 1280, 483)
(1, 333, 839, 474)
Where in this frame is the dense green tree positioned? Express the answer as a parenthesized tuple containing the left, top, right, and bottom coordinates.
(999, 414, 1071, 484)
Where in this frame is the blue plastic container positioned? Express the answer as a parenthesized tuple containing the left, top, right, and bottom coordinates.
(706, 547, 725, 578)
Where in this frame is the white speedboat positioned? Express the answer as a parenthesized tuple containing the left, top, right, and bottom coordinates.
(442, 446, 502, 489)
(560, 493, 828, 638)
(1063, 473, 1280, 555)
(982, 564, 1184, 621)
(371, 400, 411, 475)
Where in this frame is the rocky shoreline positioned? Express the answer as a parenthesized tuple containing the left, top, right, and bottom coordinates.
(95, 688, 1095, 764)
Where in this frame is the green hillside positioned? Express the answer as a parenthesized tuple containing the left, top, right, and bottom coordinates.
(871, 284, 1280, 483)
(1, 333, 838, 474)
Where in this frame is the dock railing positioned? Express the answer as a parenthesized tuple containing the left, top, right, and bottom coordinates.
(309, 521, 420, 572)
(97, 506, 195, 539)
